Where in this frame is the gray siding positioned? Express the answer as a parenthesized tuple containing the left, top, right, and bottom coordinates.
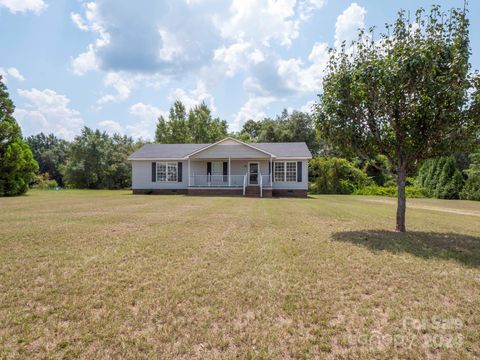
(132, 161, 188, 189)
(271, 160, 308, 190)
(132, 159, 308, 190)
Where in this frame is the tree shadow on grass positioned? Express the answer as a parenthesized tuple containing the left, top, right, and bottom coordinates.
(331, 230, 480, 268)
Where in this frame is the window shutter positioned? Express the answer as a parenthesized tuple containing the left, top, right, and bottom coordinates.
(268, 161, 271, 175)
(152, 162, 156, 182)
(207, 162, 212, 175)
(297, 161, 302, 182)
(178, 162, 182, 182)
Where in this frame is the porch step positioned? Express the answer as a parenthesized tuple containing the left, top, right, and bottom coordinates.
(244, 186, 260, 197)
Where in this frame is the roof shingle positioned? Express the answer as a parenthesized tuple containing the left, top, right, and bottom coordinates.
(128, 140, 312, 159)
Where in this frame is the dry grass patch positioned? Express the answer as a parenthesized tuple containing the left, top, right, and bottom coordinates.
(0, 190, 479, 358)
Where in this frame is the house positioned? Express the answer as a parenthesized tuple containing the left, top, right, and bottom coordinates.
(128, 137, 312, 197)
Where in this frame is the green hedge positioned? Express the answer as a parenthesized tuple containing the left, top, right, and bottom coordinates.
(353, 185, 426, 198)
(309, 157, 373, 194)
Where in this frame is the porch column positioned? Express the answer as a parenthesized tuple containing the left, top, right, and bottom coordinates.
(228, 157, 231, 187)
(270, 157, 273, 186)
(188, 158, 191, 187)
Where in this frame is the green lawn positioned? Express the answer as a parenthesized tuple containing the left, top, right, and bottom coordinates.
(1, 190, 479, 359)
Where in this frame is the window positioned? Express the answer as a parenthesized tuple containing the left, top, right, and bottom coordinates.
(156, 162, 177, 182)
(274, 162, 285, 182)
(274, 161, 297, 182)
(286, 162, 297, 182)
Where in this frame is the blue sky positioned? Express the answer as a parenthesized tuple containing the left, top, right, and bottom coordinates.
(1, 0, 479, 140)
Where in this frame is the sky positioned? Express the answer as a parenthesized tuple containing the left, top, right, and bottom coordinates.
(0, 0, 479, 141)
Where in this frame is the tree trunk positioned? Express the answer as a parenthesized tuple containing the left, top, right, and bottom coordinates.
(396, 166, 407, 232)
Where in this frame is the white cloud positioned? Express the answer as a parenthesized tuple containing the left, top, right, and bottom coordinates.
(70, 2, 109, 75)
(0, 67, 25, 82)
(232, 95, 277, 131)
(300, 99, 316, 114)
(216, 0, 325, 49)
(297, 0, 326, 20)
(0, 0, 46, 14)
(98, 120, 124, 134)
(127, 102, 166, 139)
(231, 75, 279, 130)
(213, 41, 266, 77)
(168, 80, 215, 112)
(217, 0, 299, 47)
(276, 41, 329, 92)
(15, 88, 84, 139)
(96, 72, 137, 107)
(158, 29, 184, 61)
(334, 3, 366, 48)
(71, 12, 89, 31)
(71, 44, 99, 75)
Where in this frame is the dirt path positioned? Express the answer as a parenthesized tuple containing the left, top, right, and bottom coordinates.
(361, 197, 480, 217)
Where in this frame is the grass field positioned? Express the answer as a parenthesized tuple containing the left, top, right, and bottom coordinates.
(1, 190, 479, 359)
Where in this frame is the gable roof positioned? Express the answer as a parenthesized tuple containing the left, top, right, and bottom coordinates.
(128, 138, 312, 160)
(186, 137, 274, 157)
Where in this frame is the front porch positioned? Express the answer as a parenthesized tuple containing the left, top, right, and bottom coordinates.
(187, 158, 272, 196)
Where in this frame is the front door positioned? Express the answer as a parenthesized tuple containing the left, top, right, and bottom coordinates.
(248, 162, 259, 185)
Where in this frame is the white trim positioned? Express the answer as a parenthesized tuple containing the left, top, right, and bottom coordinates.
(185, 137, 275, 158)
(129, 157, 186, 161)
(270, 157, 273, 185)
(248, 161, 260, 186)
(188, 158, 191, 187)
(274, 157, 311, 160)
(156, 161, 179, 182)
(273, 161, 298, 183)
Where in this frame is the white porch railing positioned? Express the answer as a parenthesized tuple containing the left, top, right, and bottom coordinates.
(261, 174, 271, 187)
(190, 174, 245, 187)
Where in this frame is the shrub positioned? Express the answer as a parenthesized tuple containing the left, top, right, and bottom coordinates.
(356, 155, 394, 186)
(354, 185, 426, 198)
(416, 156, 464, 199)
(309, 157, 373, 194)
(460, 152, 480, 201)
(460, 177, 480, 200)
(34, 173, 58, 190)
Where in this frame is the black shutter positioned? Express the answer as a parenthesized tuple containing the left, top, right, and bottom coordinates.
(297, 161, 302, 182)
(268, 161, 271, 175)
(152, 162, 156, 182)
(178, 162, 182, 182)
(207, 162, 212, 175)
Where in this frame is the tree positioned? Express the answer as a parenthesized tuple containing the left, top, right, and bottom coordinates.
(0, 76, 38, 196)
(155, 101, 228, 144)
(25, 133, 68, 186)
(315, 5, 480, 231)
(63, 127, 137, 189)
(241, 120, 262, 141)
(239, 110, 322, 155)
(168, 101, 190, 143)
